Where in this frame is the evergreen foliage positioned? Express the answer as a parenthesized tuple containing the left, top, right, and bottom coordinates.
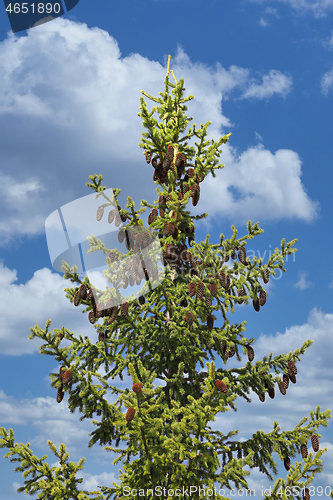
(1, 55, 332, 500)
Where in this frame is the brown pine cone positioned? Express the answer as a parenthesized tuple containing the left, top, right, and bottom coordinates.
(247, 346, 255, 362)
(78, 284, 87, 300)
(259, 290, 267, 306)
(311, 434, 319, 452)
(215, 380, 228, 393)
(205, 296, 213, 307)
(278, 380, 286, 395)
(120, 302, 129, 317)
(56, 386, 64, 403)
(188, 168, 195, 178)
(283, 373, 289, 390)
(209, 283, 217, 297)
(88, 311, 96, 324)
(253, 298, 260, 312)
(126, 407, 136, 423)
(74, 291, 81, 307)
(288, 360, 297, 375)
(188, 282, 196, 297)
(268, 386, 275, 399)
(145, 151, 151, 163)
(132, 382, 142, 394)
(207, 314, 214, 331)
(98, 331, 105, 342)
(186, 311, 193, 327)
(259, 393, 265, 402)
(237, 288, 246, 304)
(289, 373, 296, 384)
(262, 268, 270, 284)
(238, 246, 247, 265)
(196, 282, 205, 299)
(284, 457, 290, 471)
(301, 444, 308, 459)
(63, 369, 72, 385)
(231, 248, 237, 260)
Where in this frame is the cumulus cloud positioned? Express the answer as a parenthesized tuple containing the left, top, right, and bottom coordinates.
(294, 270, 314, 289)
(0, 19, 315, 249)
(239, 70, 292, 100)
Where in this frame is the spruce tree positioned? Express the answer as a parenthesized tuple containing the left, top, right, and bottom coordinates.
(1, 54, 332, 500)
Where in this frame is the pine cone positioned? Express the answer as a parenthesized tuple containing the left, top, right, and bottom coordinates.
(145, 151, 151, 163)
(197, 282, 205, 299)
(247, 346, 255, 362)
(303, 487, 310, 500)
(301, 444, 308, 459)
(96, 206, 104, 221)
(88, 311, 96, 324)
(74, 291, 81, 307)
(107, 306, 118, 324)
(167, 145, 174, 162)
(207, 314, 214, 331)
(284, 457, 290, 471)
(205, 296, 213, 307)
(238, 246, 247, 265)
(118, 229, 125, 244)
(278, 380, 286, 395)
(283, 373, 289, 389)
(181, 182, 189, 196)
(262, 268, 270, 284)
(188, 282, 196, 297)
(132, 382, 142, 394)
(259, 290, 267, 306)
(78, 284, 87, 300)
(142, 231, 151, 249)
(288, 360, 297, 375)
(209, 283, 217, 297)
(139, 295, 145, 305)
(253, 298, 260, 312)
(268, 386, 275, 399)
(231, 248, 237, 260)
(215, 380, 228, 393)
(107, 209, 115, 224)
(289, 373, 296, 384)
(98, 331, 105, 342)
(152, 156, 159, 169)
(158, 194, 166, 207)
(188, 168, 195, 178)
(311, 434, 319, 452)
(150, 208, 158, 223)
(56, 386, 64, 403)
(238, 288, 246, 304)
(126, 407, 136, 423)
(259, 393, 265, 402)
(63, 369, 72, 385)
(186, 311, 193, 327)
(120, 302, 129, 317)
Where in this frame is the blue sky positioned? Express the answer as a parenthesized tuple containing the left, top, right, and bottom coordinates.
(0, 0, 333, 498)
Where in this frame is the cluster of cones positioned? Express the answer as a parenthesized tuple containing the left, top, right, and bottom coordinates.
(258, 360, 297, 402)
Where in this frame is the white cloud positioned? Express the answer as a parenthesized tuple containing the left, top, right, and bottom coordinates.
(321, 68, 333, 95)
(247, 0, 333, 18)
(294, 270, 314, 289)
(0, 19, 311, 249)
(259, 17, 269, 26)
(239, 70, 292, 100)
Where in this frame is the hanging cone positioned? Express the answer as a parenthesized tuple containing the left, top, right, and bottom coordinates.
(186, 311, 193, 327)
(288, 360, 297, 375)
(59, 366, 66, 381)
(188, 282, 196, 297)
(96, 206, 104, 221)
(132, 382, 142, 394)
(301, 444, 308, 459)
(215, 380, 228, 393)
(231, 248, 237, 260)
(262, 268, 270, 284)
(74, 291, 81, 307)
(303, 488, 310, 500)
(79, 284, 87, 300)
(158, 194, 166, 207)
(167, 145, 174, 162)
(259, 290, 267, 306)
(196, 282, 205, 299)
(205, 296, 213, 307)
(120, 212, 127, 223)
(188, 168, 195, 178)
(167, 221, 175, 236)
(120, 302, 129, 317)
(253, 298, 260, 312)
(108, 209, 115, 224)
(268, 387, 275, 399)
(278, 380, 286, 395)
(209, 283, 217, 297)
(311, 434, 319, 452)
(238, 246, 247, 265)
(139, 295, 145, 305)
(283, 373, 289, 390)
(145, 151, 151, 164)
(126, 407, 136, 423)
(192, 186, 200, 206)
(238, 288, 246, 304)
(159, 208, 165, 217)
(56, 386, 64, 403)
(152, 157, 159, 169)
(289, 373, 297, 384)
(284, 457, 290, 471)
(118, 229, 125, 244)
(181, 182, 189, 196)
(247, 346, 255, 362)
(88, 311, 96, 324)
(259, 393, 265, 402)
(63, 369, 72, 385)
(98, 331, 105, 342)
(207, 314, 214, 331)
